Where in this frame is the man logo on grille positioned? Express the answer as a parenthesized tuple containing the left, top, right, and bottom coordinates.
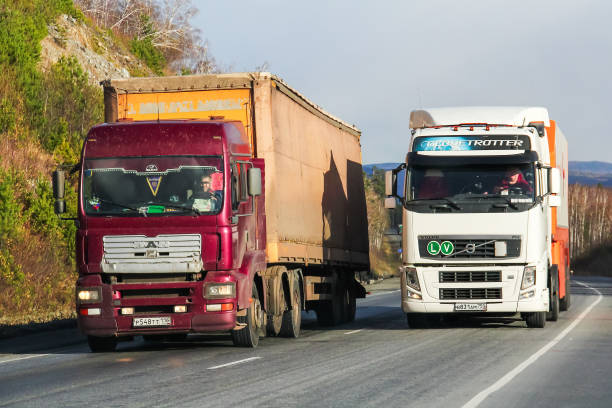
(465, 243, 476, 254)
(146, 241, 157, 248)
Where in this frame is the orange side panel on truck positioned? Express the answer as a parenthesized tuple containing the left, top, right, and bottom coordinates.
(546, 120, 570, 300)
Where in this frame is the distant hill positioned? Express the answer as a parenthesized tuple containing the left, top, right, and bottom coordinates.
(364, 161, 612, 187)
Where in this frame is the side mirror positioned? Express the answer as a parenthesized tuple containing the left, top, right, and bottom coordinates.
(385, 170, 394, 197)
(549, 167, 561, 195)
(247, 167, 262, 196)
(52, 170, 66, 214)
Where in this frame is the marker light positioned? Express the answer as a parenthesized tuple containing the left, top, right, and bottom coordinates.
(206, 303, 234, 312)
(121, 307, 134, 315)
(204, 283, 236, 299)
(79, 308, 101, 316)
(77, 288, 101, 304)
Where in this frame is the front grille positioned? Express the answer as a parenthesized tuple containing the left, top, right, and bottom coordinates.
(440, 288, 502, 300)
(440, 271, 501, 282)
(102, 234, 202, 273)
(418, 236, 521, 259)
(120, 288, 191, 299)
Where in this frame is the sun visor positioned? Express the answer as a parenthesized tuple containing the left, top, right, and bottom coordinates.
(407, 151, 539, 166)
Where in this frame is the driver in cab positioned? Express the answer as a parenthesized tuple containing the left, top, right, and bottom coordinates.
(191, 174, 219, 212)
(492, 167, 533, 195)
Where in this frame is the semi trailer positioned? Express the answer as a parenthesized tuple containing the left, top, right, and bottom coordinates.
(53, 73, 369, 351)
(385, 107, 570, 328)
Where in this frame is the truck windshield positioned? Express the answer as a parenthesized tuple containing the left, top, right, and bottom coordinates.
(407, 163, 535, 202)
(82, 156, 224, 216)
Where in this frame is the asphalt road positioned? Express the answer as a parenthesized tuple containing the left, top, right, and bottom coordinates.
(0, 277, 610, 408)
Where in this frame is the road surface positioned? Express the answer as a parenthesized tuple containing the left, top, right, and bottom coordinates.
(0, 277, 610, 407)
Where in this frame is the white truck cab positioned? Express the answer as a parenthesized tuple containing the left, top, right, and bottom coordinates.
(386, 107, 570, 328)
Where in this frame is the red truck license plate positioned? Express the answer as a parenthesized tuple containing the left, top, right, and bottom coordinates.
(133, 317, 172, 327)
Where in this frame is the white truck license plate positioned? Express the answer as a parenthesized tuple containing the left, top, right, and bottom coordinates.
(454, 303, 487, 312)
(133, 317, 172, 327)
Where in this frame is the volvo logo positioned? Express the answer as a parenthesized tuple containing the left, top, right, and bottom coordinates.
(465, 243, 476, 254)
(146, 164, 158, 172)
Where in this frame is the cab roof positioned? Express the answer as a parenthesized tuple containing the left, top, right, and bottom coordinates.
(409, 107, 550, 129)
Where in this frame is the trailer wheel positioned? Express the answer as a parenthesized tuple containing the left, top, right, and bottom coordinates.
(343, 285, 356, 323)
(547, 266, 559, 322)
(231, 285, 263, 348)
(266, 280, 284, 336)
(525, 311, 546, 328)
(280, 273, 302, 338)
(88, 336, 117, 352)
(316, 293, 343, 326)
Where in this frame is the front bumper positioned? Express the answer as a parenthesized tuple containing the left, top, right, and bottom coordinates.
(400, 264, 549, 314)
(76, 273, 238, 337)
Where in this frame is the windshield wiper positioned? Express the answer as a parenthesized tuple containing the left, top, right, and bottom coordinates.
(406, 197, 462, 210)
(478, 194, 519, 210)
(158, 202, 201, 216)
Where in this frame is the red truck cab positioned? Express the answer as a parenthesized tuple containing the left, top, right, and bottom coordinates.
(63, 120, 266, 351)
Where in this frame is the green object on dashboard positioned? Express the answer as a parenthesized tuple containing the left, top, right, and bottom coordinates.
(147, 205, 165, 214)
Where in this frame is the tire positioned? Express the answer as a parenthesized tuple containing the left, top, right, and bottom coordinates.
(280, 273, 302, 338)
(88, 336, 117, 352)
(547, 266, 560, 322)
(266, 276, 285, 337)
(406, 314, 429, 329)
(316, 282, 344, 327)
(525, 311, 546, 328)
(343, 285, 356, 323)
(560, 263, 571, 311)
(231, 284, 264, 347)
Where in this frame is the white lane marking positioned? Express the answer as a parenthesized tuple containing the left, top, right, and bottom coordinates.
(0, 354, 50, 365)
(207, 356, 261, 370)
(366, 289, 400, 298)
(344, 329, 363, 335)
(462, 281, 603, 408)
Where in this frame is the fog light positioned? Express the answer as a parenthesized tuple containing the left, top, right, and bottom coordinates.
(77, 288, 101, 303)
(204, 282, 236, 299)
(79, 308, 101, 316)
(121, 307, 134, 315)
(520, 290, 535, 299)
(206, 304, 221, 312)
(174, 305, 187, 313)
(406, 288, 422, 300)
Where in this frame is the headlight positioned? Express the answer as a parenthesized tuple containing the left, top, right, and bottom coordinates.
(404, 267, 420, 291)
(77, 288, 101, 304)
(204, 282, 236, 299)
(521, 266, 536, 289)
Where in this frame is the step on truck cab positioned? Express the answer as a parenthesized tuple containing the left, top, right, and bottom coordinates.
(53, 73, 369, 351)
(385, 107, 570, 328)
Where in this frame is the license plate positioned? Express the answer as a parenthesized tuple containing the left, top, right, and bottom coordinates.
(133, 317, 172, 327)
(454, 303, 487, 312)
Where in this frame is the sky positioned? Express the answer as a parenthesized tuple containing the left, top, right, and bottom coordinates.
(192, 0, 612, 164)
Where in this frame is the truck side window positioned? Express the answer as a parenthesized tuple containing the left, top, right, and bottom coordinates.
(231, 163, 240, 211)
(239, 163, 249, 202)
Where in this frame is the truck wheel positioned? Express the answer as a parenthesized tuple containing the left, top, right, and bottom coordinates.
(343, 286, 356, 323)
(88, 336, 117, 352)
(316, 294, 343, 327)
(406, 314, 428, 329)
(266, 280, 284, 336)
(231, 285, 263, 348)
(547, 266, 559, 322)
(280, 273, 302, 338)
(525, 311, 546, 328)
(560, 263, 571, 311)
